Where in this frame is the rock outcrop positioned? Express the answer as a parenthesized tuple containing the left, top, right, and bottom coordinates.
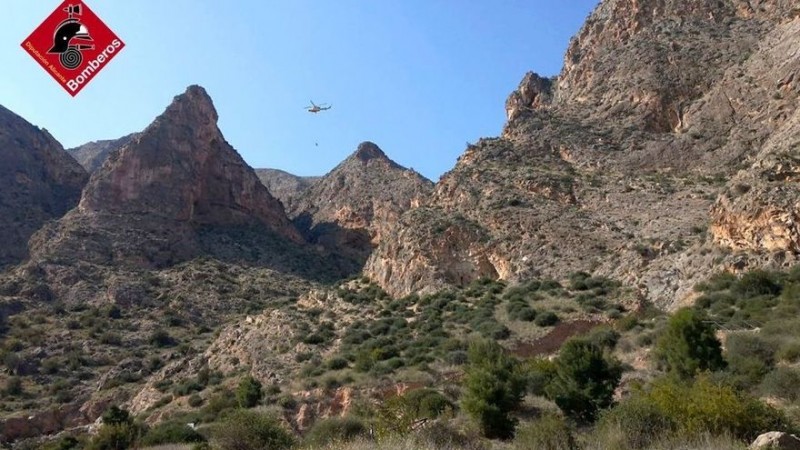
(366, 0, 800, 306)
(750, 431, 800, 450)
(30, 86, 306, 271)
(289, 142, 433, 267)
(0, 105, 87, 268)
(67, 133, 140, 173)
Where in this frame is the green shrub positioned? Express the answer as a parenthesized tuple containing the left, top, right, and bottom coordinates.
(546, 338, 622, 423)
(4, 376, 23, 396)
(462, 339, 526, 439)
(759, 367, 800, 402)
(326, 357, 349, 370)
(202, 389, 238, 422)
(695, 272, 736, 292)
(236, 376, 263, 408)
(211, 410, 294, 450)
(523, 358, 557, 396)
(596, 396, 675, 449)
(140, 421, 205, 446)
(724, 333, 775, 388)
(643, 374, 789, 441)
(585, 326, 620, 350)
(403, 388, 455, 419)
(101, 406, 131, 426)
(731, 270, 782, 299)
(535, 311, 560, 327)
(654, 308, 725, 379)
(188, 394, 204, 407)
(303, 417, 368, 447)
(86, 423, 144, 450)
(513, 413, 578, 450)
(149, 329, 176, 347)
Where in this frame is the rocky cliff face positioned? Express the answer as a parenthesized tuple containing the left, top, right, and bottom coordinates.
(67, 133, 140, 173)
(0, 105, 87, 268)
(255, 168, 320, 212)
(30, 86, 307, 272)
(366, 0, 800, 307)
(289, 142, 433, 267)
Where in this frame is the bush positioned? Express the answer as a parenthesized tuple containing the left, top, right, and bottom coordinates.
(724, 333, 775, 388)
(643, 374, 789, 441)
(535, 311, 560, 327)
(462, 339, 526, 439)
(760, 367, 800, 402)
(654, 308, 725, 379)
(403, 388, 455, 419)
(140, 421, 205, 446)
(101, 406, 131, 426)
(326, 357, 349, 370)
(546, 338, 622, 423)
(236, 376, 263, 408)
(188, 394, 204, 407)
(4, 376, 23, 396)
(149, 329, 176, 347)
(211, 410, 294, 450)
(596, 396, 675, 449)
(303, 417, 368, 447)
(86, 423, 144, 450)
(514, 413, 578, 450)
(731, 270, 782, 298)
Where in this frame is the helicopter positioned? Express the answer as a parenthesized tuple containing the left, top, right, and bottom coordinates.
(305, 100, 332, 114)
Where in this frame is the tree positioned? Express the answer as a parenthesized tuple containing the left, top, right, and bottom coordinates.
(102, 406, 132, 426)
(461, 339, 526, 439)
(546, 338, 622, 423)
(236, 375, 263, 408)
(654, 308, 725, 379)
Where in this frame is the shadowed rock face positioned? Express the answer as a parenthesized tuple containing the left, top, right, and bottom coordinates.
(366, 0, 800, 306)
(30, 85, 308, 270)
(288, 141, 433, 268)
(0, 105, 87, 268)
(254, 168, 320, 212)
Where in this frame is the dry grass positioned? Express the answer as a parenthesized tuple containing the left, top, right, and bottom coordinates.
(139, 445, 194, 450)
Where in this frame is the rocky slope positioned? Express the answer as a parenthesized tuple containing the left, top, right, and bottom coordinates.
(289, 142, 433, 267)
(67, 133, 140, 173)
(255, 168, 320, 212)
(0, 105, 87, 269)
(366, 0, 800, 308)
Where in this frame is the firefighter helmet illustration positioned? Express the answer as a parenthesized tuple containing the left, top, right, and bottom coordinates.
(47, 4, 94, 70)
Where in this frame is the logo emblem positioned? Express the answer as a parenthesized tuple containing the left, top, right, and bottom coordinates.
(22, 1, 125, 97)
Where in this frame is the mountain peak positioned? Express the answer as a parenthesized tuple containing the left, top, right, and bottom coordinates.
(353, 141, 388, 162)
(161, 85, 218, 125)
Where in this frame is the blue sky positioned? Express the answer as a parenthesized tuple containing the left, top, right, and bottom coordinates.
(3, 1, 598, 180)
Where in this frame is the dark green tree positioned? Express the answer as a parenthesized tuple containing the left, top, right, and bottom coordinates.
(545, 338, 622, 423)
(101, 406, 131, 426)
(461, 339, 526, 439)
(236, 375, 263, 408)
(654, 308, 726, 379)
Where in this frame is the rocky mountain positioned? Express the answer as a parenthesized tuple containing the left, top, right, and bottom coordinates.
(26, 86, 352, 292)
(254, 168, 320, 212)
(288, 142, 433, 267)
(366, 0, 800, 307)
(0, 105, 87, 269)
(67, 133, 140, 173)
